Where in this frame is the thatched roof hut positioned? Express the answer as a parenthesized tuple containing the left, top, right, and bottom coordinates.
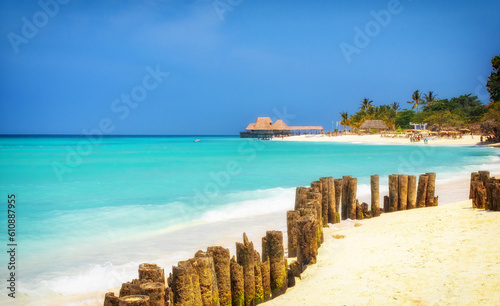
(271, 119, 289, 130)
(246, 117, 323, 132)
(359, 120, 389, 130)
(250, 117, 273, 130)
(245, 123, 256, 130)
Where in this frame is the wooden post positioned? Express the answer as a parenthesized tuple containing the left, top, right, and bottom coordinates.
(287, 266, 296, 288)
(286, 211, 300, 258)
(188, 260, 202, 306)
(253, 250, 264, 304)
(320, 177, 329, 227)
(355, 200, 363, 220)
(296, 215, 318, 271)
(139, 282, 165, 306)
(236, 233, 255, 306)
(347, 178, 357, 220)
(398, 175, 408, 210)
(360, 202, 369, 218)
(311, 180, 322, 193)
(478, 171, 490, 207)
(194, 251, 220, 306)
(388, 174, 399, 212)
(207, 246, 231, 306)
(334, 179, 342, 222)
(341, 176, 351, 220)
(119, 280, 142, 298)
(327, 177, 337, 223)
(294, 187, 308, 210)
(118, 295, 150, 306)
(306, 191, 323, 245)
(306, 192, 322, 221)
(230, 256, 245, 306)
(416, 174, 428, 208)
(485, 178, 500, 210)
(471, 179, 478, 207)
(265, 231, 287, 298)
(490, 180, 500, 211)
(383, 196, 389, 213)
(260, 259, 271, 302)
(472, 181, 487, 209)
(166, 277, 174, 306)
(470, 172, 480, 199)
(407, 175, 417, 209)
(104, 292, 120, 306)
(139, 263, 165, 284)
(425, 172, 436, 206)
(370, 175, 380, 217)
(289, 261, 301, 279)
(478, 171, 490, 185)
(261, 236, 268, 263)
(172, 260, 201, 306)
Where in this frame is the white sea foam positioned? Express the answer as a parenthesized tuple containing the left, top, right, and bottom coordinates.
(18, 187, 295, 300)
(40, 262, 137, 295)
(200, 187, 295, 222)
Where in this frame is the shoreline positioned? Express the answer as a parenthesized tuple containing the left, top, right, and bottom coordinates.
(25, 173, 499, 305)
(271, 134, 500, 147)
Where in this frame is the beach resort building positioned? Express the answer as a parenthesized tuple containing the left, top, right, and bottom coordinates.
(240, 117, 324, 139)
(359, 120, 389, 132)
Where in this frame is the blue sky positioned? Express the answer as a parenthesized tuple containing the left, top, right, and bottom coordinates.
(1, 0, 499, 135)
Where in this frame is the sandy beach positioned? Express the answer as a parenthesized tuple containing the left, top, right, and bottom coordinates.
(266, 199, 500, 305)
(265, 172, 500, 306)
(272, 134, 500, 147)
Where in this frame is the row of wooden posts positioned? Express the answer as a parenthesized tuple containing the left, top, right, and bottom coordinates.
(287, 173, 437, 273)
(104, 172, 437, 306)
(104, 231, 288, 306)
(470, 171, 500, 211)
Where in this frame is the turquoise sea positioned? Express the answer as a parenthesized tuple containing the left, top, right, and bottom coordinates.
(0, 135, 498, 303)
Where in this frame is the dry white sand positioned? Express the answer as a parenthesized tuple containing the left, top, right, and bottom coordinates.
(266, 200, 500, 305)
(272, 134, 494, 147)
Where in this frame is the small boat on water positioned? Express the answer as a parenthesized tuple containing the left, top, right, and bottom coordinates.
(194, 139, 201, 142)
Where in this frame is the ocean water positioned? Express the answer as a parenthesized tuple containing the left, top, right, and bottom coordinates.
(0, 135, 498, 304)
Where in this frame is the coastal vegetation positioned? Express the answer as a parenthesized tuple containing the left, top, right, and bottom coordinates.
(341, 55, 500, 137)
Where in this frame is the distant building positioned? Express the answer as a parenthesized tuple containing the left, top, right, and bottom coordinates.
(409, 122, 427, 130)
(359, 120, 389, 131)
(240, 117, 324, 139)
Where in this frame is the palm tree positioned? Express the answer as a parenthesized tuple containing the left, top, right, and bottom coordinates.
(391, 102, 400, 112)
(360, 98, 373, 111)
(423, 91, 437, 109)
(366, 105, 375, 119)
(340, 111, 349, 134)
(390, 102, 400, 130)
(407, 90, 422, 113)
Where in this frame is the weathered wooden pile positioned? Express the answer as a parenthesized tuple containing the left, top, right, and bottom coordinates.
(104, 231, 287, 306)
(104, 263, 168, 306)
(286, 173, 434, 273)
(470, 171, 500, 211)
(103, 172, 440, 306)
(384, 172, 437, 212)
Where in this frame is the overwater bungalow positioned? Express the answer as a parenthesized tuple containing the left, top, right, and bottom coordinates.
(240, 117, 324, 139)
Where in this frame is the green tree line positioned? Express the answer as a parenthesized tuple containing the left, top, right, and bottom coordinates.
(340, 55, 500, 135)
